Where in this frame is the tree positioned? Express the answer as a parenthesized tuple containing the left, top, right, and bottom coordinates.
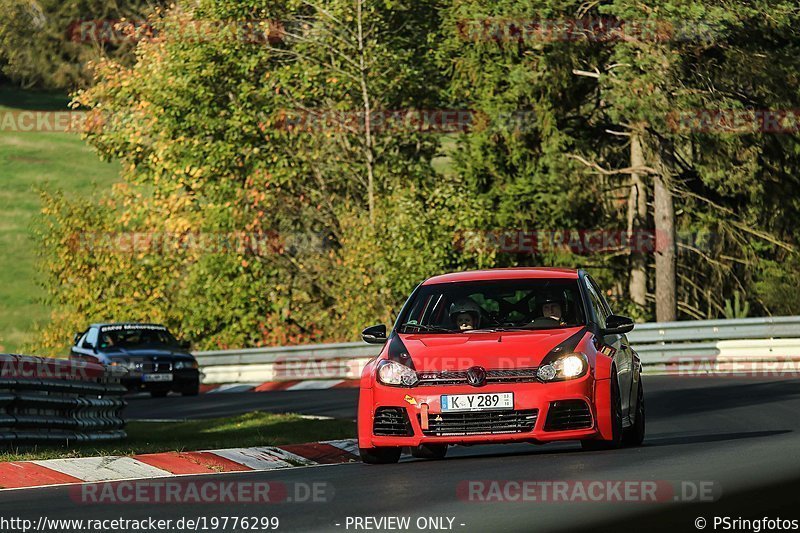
(35, 0, 461, 353)
(596, 0, 800, 319)
(439, 0, 644, 315)
(440, 0, 800, 321)
(0, 0, 161, 90)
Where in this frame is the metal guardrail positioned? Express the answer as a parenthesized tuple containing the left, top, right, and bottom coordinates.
(194, 316, 800, 383)
(0, 355, 127, 444)
(626, 316, 800, 344)
(196, 342, 378, 367)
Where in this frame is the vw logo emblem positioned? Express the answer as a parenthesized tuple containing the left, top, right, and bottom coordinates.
(467, 366, 486, 387)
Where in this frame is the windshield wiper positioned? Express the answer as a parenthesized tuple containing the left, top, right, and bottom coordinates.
(399, 323, 456, 333)
(469, 326, 528, 333)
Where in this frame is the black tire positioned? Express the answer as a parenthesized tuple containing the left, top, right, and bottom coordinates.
(622, 379, 645, 447)
(359, 447, 402, 464)
(411, 444, 448, 460)
(150, 390, 169, 398)
(581, 375, 623, 451)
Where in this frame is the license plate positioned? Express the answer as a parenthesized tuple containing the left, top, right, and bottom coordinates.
(142, 373, 173, 382)
(441, 393, 513, 412)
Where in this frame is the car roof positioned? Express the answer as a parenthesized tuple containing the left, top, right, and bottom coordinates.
(422, 268, 580, 285)
(89, 322, 168, 329)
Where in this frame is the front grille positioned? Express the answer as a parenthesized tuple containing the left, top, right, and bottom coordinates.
(139, 361, 173, 373)
(373, 407, 413, 436)
(417, 371, 468, 386)
(421, 409, 538, 436)
(544, 400, 593, 431)
(486, 369, 539, 382)
(417, 368, 539, 386)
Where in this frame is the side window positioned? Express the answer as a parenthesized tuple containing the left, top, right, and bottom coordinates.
(75, 330, 88, 347)
(84, 327, 99, 348)
(584, 278, 608, 329)
(589, 277, 613, 316)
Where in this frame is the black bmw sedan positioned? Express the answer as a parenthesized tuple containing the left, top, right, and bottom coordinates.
(70, 323, 200, 397)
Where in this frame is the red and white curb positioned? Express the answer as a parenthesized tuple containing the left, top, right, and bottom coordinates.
(200, 379, 359, 394)
(0, 440, 358, 490)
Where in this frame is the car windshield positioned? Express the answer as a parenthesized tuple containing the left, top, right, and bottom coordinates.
(98, 327, 178, 350)
(398, 278, 586, 334)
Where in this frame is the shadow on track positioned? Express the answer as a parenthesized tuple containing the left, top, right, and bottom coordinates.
(401, 430, 791, 465)
(646, 377, 800, 420)
(641, 429, 792, 448)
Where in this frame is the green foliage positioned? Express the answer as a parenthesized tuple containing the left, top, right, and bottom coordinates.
(753, 257, 800, 316)
(33, 0, 462, 353)
(0, 0, 160, 90)
(440, 0, 800, 319)
(723, 291, 750, 319)
(28, 0, 800, 355)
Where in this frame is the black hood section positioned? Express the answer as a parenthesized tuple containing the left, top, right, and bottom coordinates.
(102, 347, 194, 360)
(387, 333, 415, 371)
(543, 327, 588, 360)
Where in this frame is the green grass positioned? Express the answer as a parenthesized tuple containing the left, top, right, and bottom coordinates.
(0, 411, 356, 463)
(432, 134, 457, 177)
(0, 85, 119, 354)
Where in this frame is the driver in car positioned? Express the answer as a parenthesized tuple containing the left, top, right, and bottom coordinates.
(449, 299, 484, 331)
(99, 333, 115, 349)
(538, 295, 567, 326)
(542, 300, 562, 321)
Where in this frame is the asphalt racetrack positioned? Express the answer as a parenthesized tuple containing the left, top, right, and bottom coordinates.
(125, 388, 360, 420)
(4, 375, 800, 532)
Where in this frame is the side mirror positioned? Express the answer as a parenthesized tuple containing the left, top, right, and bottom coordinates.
(361, 324, 388, 345)
(179, 340, 191, 351)
(73, 332, 82, 345)
(602, 315, 635, 335)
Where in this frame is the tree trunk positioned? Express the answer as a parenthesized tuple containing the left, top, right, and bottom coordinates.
(653, 166, 677, 322)
(355, 0, 376, 227)
(627, 133, 648, 309)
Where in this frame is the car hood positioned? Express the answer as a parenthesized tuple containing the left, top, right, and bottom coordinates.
(102, 348, 194, 361)
(397, 326, 587, 371)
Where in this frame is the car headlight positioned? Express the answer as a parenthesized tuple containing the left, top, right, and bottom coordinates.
(109, 359, 133, 369)
(377, 360, 418, 387)
(174, 360, 198, 370)
(537, 353, 589, 382)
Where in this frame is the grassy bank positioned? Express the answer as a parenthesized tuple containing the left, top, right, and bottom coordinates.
(0, 411, 356, 463)
(0, 85, 119, 354)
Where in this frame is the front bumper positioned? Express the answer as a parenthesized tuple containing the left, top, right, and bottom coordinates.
(359, 373, 609, 448)
(122, 369, 199, 392)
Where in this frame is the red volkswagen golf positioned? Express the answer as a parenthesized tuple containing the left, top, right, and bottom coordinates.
(357, 268, 645, 464)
